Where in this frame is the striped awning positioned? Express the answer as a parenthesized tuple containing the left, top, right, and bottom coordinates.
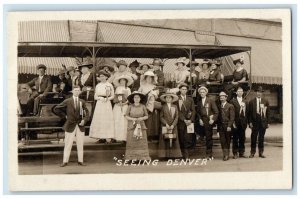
(217, 35, 282, 85)
(18, 57, 77, 75)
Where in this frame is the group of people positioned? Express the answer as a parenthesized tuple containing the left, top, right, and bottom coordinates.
(34, 57, 270, 167)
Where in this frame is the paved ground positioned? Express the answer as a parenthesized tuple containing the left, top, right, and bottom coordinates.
(18, 124, 283, 174)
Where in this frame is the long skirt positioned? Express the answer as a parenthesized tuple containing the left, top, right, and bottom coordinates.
(145, 109, 160, 138)
(158, 127, 182, 158)
(89, 100, 115, 139)
(125, 122, 151, 160)
(113, 104, 128, 141)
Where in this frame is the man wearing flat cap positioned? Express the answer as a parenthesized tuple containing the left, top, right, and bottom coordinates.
(196, 86, 219, 159)
(248, 86, 270, 158)
(26, 64, 52, 115)
(217, 91, 235, 161)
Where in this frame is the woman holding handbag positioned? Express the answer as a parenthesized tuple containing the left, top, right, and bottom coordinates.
(158, 91, 182, 160)
(125, 91, 150, 161)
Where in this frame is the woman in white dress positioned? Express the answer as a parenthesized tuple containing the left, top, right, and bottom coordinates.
(138, 70, 160, 140)
(112, 75, 133, 143)
(172, 57, 190, 87)
(89, 70, 115, 144)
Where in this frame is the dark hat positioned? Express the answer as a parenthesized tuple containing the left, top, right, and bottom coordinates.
(187, 61, 199, 67)
(117, 60, 128, 68)
(255, 86, 264, 92)
(127, 91, 147, 104)
(138, 63, 152, 70)
(97, 63, 115, 72)
(178, 83, 189, 89)
(233, 56, 245, 65)
(219, 91, 228, 97)
(129, 60, 140, 68)
(152, 58, 164, 66)
(78, 60, 93, 69)
(201, 59, 211, 66)
(97, 70, 111, 78)
(36, 64, 47, 70)
(210, 60, 222, 66)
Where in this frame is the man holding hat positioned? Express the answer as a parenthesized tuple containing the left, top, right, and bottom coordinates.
(196, 86, 219, 159)
(217, 91, 235, 161)
(26, 64, 52, 115)
(248, 86, 270, 158)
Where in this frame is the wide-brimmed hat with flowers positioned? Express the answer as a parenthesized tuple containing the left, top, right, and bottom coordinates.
(113, 74, 134, 87)
(175, 57, 187, 66)
(97, 70, 111, 78)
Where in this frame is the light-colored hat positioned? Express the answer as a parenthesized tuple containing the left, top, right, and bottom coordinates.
(143, 70, 155, 77)
(113, 75, 134, 87)
(117, 60, 128, 67)
(58, 69, 67, 75)
(198, 86, 208, 93)
(36, 64, 47, 70)
(233, 55, 245, 65)
(219, 91, 228, 97)
(160, 91, 179, 103)
(66, 66, 75, 72)
(152, 58, 164, 66)
(175, 57, 187, 66)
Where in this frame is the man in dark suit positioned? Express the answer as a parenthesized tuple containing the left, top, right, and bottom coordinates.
(53, 86, 90, 167)
(196, 86, 219, 159)
(230, 87, 248, 159)
(217, 91, 235, 161)
(248, 86, 270, 158)
(78, 61, 94, 100)
(176, 83, 196, 159)
(26, 64, 52, 115)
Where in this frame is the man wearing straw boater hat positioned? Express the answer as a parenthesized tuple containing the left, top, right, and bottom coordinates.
(217, 91, 235, 161)
(196, 85, 219, 160)
(248, 86, 270, 158)
(26, 64, 52, 116)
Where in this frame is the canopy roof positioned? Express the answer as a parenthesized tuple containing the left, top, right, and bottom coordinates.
(18, 42, 251, 59)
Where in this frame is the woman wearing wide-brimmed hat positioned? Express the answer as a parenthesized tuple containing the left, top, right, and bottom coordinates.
(124, 91, 150, 161)
(128, 60, 141, 91)
(112, 75, 133, 142)
(172, 57, 190, 87)
(89, 70, 115, 144)
(138, 70, 161, 140)
(158, 91, 183, 159)
(198, 59, 211, 84)
(108, 60, 137, 86)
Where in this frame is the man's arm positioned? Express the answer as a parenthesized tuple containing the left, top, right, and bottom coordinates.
(43, 76, 52, 94)
(53, 100, 68, 118)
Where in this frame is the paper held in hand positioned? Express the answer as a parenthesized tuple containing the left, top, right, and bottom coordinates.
(187, 123, 194, 133)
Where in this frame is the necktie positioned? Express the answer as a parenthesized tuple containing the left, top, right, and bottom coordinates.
(259, 99, 261, 115)
(75, 98, 78, 109)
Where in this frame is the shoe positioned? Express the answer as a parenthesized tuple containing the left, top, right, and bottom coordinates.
(206, 156, 214, 160)
(249, 154, 255, 158)
(78, 162, 87, 166)
(259, 154, 266, 158)
(96, 139, 106, 144)
(60, 162, 68, 167)
(233, 154, 238, 159)
(223, 156, 229, 161)
(239, 154, 247, 158)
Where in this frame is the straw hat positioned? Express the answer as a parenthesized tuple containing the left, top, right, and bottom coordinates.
(117, 60, 128, 68)
(36, 64, 47, 70)
(198, 86, 208, 93)
(175, 57, 187, 66)
(160, 91, 179, 103)
(113, 75, 134, 87)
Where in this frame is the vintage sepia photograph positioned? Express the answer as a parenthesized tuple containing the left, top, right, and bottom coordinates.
(7, 9, 292, 191)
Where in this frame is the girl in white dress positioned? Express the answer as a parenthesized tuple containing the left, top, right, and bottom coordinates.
(112, 75, 133, 142)
(89, 70, 115, 143)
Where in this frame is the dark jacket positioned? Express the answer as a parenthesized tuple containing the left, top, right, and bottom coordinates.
(230, 97, 248, 130)
(27, 75, 52, 97)
(248, 97, 270, 129)
(196, 97, 219, 125)
(160, 104, 179, 127)
(217, 102, 235, 132)
(176, 95, 195, 122)
(208, 70, 222, 83)
(53, 97, 89, 132)
(79, 73, 94, 88)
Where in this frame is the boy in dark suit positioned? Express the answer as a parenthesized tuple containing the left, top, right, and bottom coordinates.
(230, 87, 248, 158)
(248, 86, 270, 158)
(54, 86, 90, 167)
(217, 91, 235, 161)
(196, 86, 219, 159)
